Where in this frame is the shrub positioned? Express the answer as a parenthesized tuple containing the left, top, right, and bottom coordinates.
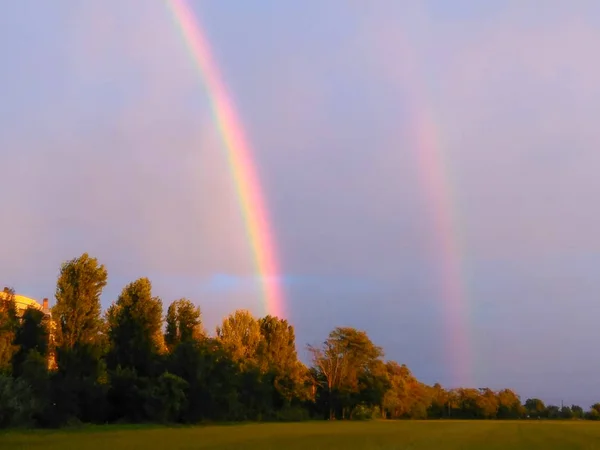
(0, 375, 37, 428)
(352, 404, 375, 421)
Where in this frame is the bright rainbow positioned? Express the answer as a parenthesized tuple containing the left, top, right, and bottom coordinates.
(166, 0, 285, 318)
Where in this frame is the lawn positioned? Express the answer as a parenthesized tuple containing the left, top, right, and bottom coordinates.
(2, 421, 600, 449)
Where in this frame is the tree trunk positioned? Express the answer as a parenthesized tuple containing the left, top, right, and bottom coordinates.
(328, 386, 334, 420)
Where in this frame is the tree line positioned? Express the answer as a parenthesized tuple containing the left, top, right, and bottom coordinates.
(1, 253, 599, 428)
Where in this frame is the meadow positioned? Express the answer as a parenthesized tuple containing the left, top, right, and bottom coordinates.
(3, 421, 600, 450)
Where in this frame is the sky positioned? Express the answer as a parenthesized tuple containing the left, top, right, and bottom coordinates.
(2, 1, 600, 406)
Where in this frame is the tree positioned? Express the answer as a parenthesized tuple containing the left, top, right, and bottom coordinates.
(53, 253, 107, 351)
(0, 287, 18, 374)
(216, 309, 263, 367)
(547, 404, 561, 419)
(0, 375, 37, 428)
(308, 327, 384, 420)
(427, 383, 450, 418)
(12, 307, 49, 376)
(560, 405, 573, 419)
(383, 362, 429, 419)
(49, 254, 109, 424)
(106, 278, 164, 376)
(524, 398, 546, 418)
(450, 388, 482, 418)
(165, 298, 203, 352)
(166, 338, 245, 422)
(258, 315, 308, 405)
(478, 388, 499, 419)
(572, 404, 584, 419)
(496, 389, 524, 418)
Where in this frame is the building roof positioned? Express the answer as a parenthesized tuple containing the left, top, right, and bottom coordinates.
(0, 292, 46, 314)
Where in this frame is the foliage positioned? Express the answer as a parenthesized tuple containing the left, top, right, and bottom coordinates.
(165, 298, 204, 352)
(0, 287, 18, 374)
(216, 309, 263, 367)
(53, 253, 107, 351)
(308, 326, 385, 420)
(106, 278, 164, 377)
(4, 253, 600, 429)
(12, 307, 49, 376)
(0, 374, 37, 428)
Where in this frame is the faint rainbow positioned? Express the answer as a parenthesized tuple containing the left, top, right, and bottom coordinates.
(400, 37, 473, 387)
(166, 0, 285, 318)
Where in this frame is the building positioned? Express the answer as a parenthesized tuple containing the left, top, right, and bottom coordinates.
(0, 289, 56, 369)
(3, 293, 51, 317)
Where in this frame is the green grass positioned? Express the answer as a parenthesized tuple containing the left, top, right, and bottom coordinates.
(2, 421, 600, 449)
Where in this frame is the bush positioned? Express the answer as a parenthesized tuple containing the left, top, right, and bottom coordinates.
(144, 372, 188, 423)
(0, 375, 37, 428)
(352, 404, 375, 421)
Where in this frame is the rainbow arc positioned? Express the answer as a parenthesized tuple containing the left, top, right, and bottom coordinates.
(167, 0, 285, 318)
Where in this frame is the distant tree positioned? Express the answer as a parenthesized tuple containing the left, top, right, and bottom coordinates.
(383, 362, 430, 419)
(571, 404, 584, 419)
(452, 388, 486, 419)
(427, 383, 450, 418)
(478, 388, 499, 418)
(524, 398, 547, 418)
(0, 287, 18, 373)
(497, 388, 524, 419)
(164, 298, 203, 352)
(106, 278, 164, 377)
(586, 404, 600, 420)
(258, 315, 309, 406)
(560, 405, 573, 419)
(216, 309, 263, 367)
(546, 404, 560, 419)
(308, 327, 384, 420)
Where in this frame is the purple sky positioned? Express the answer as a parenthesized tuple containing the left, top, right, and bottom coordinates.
(2, 1, 600, 406)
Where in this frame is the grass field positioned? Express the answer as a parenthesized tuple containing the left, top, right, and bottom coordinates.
(3, 421, 600, 449)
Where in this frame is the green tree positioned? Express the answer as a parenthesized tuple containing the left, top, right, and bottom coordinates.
(0, 375, 37, 428)
(547, 404, 561, 419)
(258, 315, 309, 406)
(560, 405, 573, 419)
(216, 309, 263, 367)
(572, 404, 584, 418)
(427, 383, 450, 418)
(478, 388, 499, 419)
(106, 278, 164, 376)
(12, 307, 49, 376)
(524, 398, 547, 418)
(0, 287, 18, 374)
(49, 254, 109, 424)
(165, 298, 203, 352)
(53, 253, 107, 351)
(496, 388, 524, 418)
(383, 362, 430, 419)
(167, 338, 244, 422)
(308, 327, 384, 420)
